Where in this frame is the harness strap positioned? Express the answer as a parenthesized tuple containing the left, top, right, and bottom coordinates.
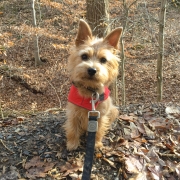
(82, 115, 98, 180)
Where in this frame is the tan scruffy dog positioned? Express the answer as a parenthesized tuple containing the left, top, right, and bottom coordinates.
(64, 19, 122, 151)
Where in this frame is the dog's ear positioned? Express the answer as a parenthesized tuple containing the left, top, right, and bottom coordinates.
(103, 27, 123, 49)
(75, 19, 92, 46)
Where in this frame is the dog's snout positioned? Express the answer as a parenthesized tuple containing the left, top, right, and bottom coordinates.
(88, 68, 96, 76)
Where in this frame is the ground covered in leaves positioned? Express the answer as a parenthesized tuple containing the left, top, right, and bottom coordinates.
(0, 104, 180, 179)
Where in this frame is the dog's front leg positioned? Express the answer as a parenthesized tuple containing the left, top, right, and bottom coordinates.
(64, 117, 81, 151)
(95, 116, 109, 149)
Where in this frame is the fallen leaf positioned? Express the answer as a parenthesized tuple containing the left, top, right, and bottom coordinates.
(136, 121, 146, 134)
(125, 156, 143, 174)
(24, 156, 55, 179)
(24, 156, 44, 170)
(130, 122, 141, 138)
(69, 173, 81, 180)
(148, 165, 163, 180)
(119, 114, 135, 122)
(26, 167, 46, 179)
(129, 171, 148, 180)
(165, 106, 180, 114)
(143, 124, 155, 139)
(17, 116, 25, 121)
(148, 117, 171, 130)
(124, 128, 131, 139)
(60, 161, 83, 177)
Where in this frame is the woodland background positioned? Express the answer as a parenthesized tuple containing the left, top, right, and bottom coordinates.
(0, 0, 180, 116)
(0, 0, 180, 180)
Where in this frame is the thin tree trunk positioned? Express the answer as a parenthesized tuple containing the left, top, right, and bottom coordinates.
(32, 0, 41, 67)
(120, 0, 138, 106)
(120, 36, 125, 106)
(157, 0, 167, 101)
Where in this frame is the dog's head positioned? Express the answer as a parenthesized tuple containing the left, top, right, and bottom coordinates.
(68, 19, 122, 97)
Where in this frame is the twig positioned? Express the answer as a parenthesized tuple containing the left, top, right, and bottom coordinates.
(134, 151, 151, 163)
(44, 107, 62, 113)
(0, 139, 14, 154)
(158, 151, 180, 158)
(45, 78, 62, 109)
(0, 100, 4, 119)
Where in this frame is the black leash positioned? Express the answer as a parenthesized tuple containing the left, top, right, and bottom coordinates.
(82, 115, 98, 179)
(82, 93, 100, 180)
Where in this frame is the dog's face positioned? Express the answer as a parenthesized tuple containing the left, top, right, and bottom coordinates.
(68, 20, 122, 97)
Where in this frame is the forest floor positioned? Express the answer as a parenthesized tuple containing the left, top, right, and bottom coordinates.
(0, 0, 180, 179)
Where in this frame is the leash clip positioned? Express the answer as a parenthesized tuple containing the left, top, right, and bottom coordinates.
(88, 92, 100, 132)
(91, 92, 99, 111)
(88, 92, 100, 117)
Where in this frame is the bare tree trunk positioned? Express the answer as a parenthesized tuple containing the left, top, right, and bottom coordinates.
(120, 0, 128, 106)
(120, 0, 138, 106)
(120, 36, 125, 106)
(86, 0, 109, 37)
(157, 0, 167, 101)
(32, 0, 42, 67)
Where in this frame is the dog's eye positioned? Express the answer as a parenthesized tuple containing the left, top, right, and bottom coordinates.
(81, 54, 89, 61)
(100, 57, 107, 63)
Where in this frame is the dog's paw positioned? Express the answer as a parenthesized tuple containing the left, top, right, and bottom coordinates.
(66, 141, 79, 151)
(95, 141, 103, 149)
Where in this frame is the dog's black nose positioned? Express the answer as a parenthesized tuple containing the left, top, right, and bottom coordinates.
(88, 68, 96, 76)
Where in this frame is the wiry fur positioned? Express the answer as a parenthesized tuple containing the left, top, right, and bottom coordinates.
(64, 19, 123, 151)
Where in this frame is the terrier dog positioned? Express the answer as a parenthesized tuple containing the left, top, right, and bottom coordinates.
(64, 19, 122, 151)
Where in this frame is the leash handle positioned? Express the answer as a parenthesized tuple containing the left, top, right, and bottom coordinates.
(82, 116, 98, 180)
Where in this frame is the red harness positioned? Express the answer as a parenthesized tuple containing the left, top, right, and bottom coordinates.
(68, 85, 110, 110)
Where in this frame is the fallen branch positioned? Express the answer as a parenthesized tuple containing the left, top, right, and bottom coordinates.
(44, 107, 63, 113)
(0, 139, 14, 154)
(0, 100, 4, 119)
(158, 151, 180, 158)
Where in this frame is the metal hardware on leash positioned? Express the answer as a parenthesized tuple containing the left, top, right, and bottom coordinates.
(88, 92, 100, 132)
(88, 92, 100, 118)
(91, 92, 99, 111)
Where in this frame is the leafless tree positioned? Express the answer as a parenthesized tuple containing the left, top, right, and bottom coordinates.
(157, 0, 167, 101)
(118, 0, 138, 106)
(32, 0, 42, 67)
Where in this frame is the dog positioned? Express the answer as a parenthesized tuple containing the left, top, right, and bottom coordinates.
(64, 19, 122, 151)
